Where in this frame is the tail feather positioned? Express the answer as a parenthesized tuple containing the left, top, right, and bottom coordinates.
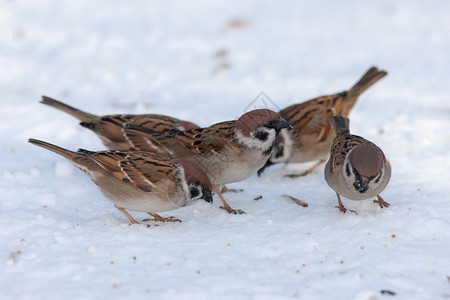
(329, 116, 350, 136)
(28, 138, 78, 159)
(40, 96, 99, 123)
(347, 67, 387, 99)
(28, 138, 99, 171)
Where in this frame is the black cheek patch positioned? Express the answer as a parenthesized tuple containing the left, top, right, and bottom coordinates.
(254, 131, 269, 141)
(263, 145, 273, 156)
(274, 146, 284, 159)
(374, 171, 382, 183)
(190, 187, 200, 198)
(346, 163, 351, 177)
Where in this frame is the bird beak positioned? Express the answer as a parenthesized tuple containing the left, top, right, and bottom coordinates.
(202, 191, 213, 203)
(276, 119, 292, 131)
(357, 178, 368, 193)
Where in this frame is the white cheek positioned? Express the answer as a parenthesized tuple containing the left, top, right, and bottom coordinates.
(256, 129, 276, 148)
(190, 186, 203, 201)
(269, 129, 293, 163)
(280, 129, 293, 156)
(235, 127, 277, 151)
(177, 166, 190, 200)
(341, 159, 386, 196)
(341, 159, 360, 192)
(342, 168, 356, 187)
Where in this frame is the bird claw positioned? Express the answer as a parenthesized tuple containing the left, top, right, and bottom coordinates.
(374, 196, 390, 209)
(335, 205, 357, 215)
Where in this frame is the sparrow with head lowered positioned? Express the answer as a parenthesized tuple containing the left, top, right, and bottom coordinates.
(28, 138, 213, 224)
(258, 66, 387, 178)
(40, 96, 199, 153)
(324, 116, 391, 213)
(124, 109, 291, 214)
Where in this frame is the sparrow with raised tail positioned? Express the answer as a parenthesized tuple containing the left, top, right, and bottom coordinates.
(258, 67, 387, 178)
(40, 96, 199, 152)
(124, 109, 291, 214)
(324, 116, 391, 213)
(28, 139, 213, 224)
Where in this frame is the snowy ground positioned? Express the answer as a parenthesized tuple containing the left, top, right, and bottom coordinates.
(1, 1, 449, 299)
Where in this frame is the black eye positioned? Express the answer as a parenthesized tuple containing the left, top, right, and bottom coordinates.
(254, 130, 269, 141)
(266, 120, 278, 128)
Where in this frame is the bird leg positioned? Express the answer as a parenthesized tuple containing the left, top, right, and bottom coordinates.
(285, 160, 325, 178)
(335, 193, 357, 214)
(115, 206, 139, 224)
(220, 185, 244, 193)
(217, 190, 246, 215)
(143, 212, 182, 223)
(373, 195, 390, 209)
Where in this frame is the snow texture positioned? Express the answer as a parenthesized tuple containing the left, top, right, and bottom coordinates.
(1, 1, 449, 299)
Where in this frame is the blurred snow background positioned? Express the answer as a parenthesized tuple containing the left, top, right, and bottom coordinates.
(0, 1, 449, 299)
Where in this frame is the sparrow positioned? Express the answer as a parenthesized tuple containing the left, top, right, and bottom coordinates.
(258, 66, 387, 177)
(28, 138, 213, 224)
(40, 96, 199, 152)
(324, 116, 391, 213)
(124, 109, 291, 214)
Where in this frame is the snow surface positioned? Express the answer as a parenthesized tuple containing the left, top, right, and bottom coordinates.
(1, 1, 449, 299)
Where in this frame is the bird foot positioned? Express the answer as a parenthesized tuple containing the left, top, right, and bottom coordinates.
(335, 205, 357, 214)
(374, 195, 390, 209)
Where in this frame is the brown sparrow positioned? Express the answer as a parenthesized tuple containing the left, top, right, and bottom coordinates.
(40, 96, 199, 152)
(124, 109, 291, 214)
(258, 67, 387, 177)
(28, 138, 213, 224)
(324, 116, 391, 213)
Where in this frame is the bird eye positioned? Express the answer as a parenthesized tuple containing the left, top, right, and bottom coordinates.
(266, 120, 278, 128)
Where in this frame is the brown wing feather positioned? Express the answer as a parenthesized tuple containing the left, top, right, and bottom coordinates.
(122, 129, 174, 155)
(131, 114, 188, 133)
(281, 99, 338, 145)
(79, 114, 199, 151)
(123, 121, 239, 161)
(91, 151, 178, 192)
(176, 123, 230, 152)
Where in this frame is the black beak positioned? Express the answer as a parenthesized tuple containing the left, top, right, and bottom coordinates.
(355, 178, 368, 193)
(202, 191, 213, 203)
(276, 119, 292, 131)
